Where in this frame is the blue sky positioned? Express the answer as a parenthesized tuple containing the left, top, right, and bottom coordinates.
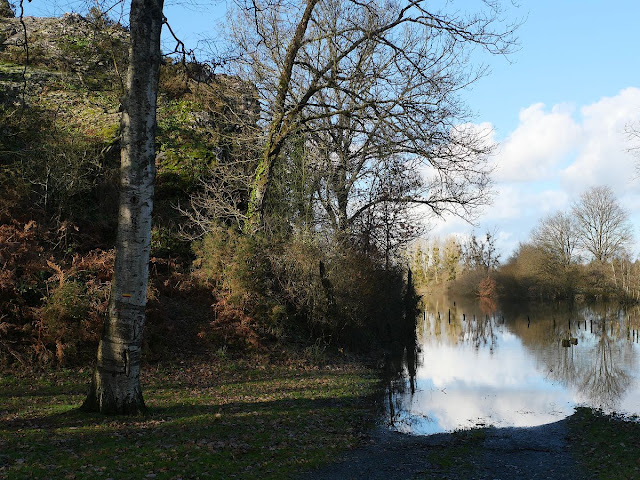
(23, 0, 640, 258)
(429, 1, 640, 258)
(466, 0, 640, 137)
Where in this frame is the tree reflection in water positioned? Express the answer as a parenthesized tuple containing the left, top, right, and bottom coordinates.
(462, 312, 498, 352)
(576, 309, 633, 409)
(385, 296, 640, 434)
(580, 327, 631, 409)
(499, 301, 638, 411)
(384, 331, 420, 430)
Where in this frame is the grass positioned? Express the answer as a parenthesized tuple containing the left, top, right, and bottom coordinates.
(568, 407, 640, 480)
(0, 359, 379, 479)
(411, 428, 487, 479)
(428, 428, 486, 470)
(7, 362, 640, 480)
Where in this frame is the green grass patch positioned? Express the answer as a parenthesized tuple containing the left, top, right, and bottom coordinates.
(417, 428, 486, 477)
(0, 360, 379, 479)
(568, 407, 640, 480)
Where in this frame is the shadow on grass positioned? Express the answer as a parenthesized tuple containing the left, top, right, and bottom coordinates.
(1, 393, 376, 480)
(2, 393, 370, 429)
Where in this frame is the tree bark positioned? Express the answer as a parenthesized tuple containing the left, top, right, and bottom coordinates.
(244, 0, 319, 231)
(82, 0, 164, 414)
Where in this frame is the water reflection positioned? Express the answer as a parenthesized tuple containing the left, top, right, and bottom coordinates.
(386, 297, 640, 435)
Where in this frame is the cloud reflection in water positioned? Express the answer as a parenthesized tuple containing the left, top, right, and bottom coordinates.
(388, 300, 640, 435)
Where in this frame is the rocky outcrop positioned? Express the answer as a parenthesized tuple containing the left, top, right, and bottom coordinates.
(0, 11, 257, 134)
(0, 0, 14, 18)
(0, 12, 128, 107)
(0, 13, 127, 79)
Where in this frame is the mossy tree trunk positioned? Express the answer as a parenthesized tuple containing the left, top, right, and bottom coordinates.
(244, 0, 319, 231)
(82, 0, 164, 415)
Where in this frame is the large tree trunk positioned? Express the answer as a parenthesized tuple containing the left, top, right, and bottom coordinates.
(244, 0, 319, 231)
(82, 0, 164, 414)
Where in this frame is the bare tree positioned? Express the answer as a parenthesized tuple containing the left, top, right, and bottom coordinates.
(531, 211, 579, 267)
(572, 186, 633, 263)
(83, 0, 164, 414)
(227, 0, 519, 230)
(462, 231, 500, 273)
(625, 121, 640, 176)
(299, 0, 497, 236)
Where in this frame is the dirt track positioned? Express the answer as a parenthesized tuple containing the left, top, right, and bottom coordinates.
(299, 419, 595, 480)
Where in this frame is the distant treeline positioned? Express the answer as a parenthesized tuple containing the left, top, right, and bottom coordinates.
(410, 185, 638, 303)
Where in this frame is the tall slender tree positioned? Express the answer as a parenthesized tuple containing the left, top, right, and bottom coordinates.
(83, 0, 164, 414)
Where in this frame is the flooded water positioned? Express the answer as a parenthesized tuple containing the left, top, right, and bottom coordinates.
(386, 296, 640, 435)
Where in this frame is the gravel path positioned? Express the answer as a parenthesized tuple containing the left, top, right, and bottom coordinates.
(299, 419, 596, 480)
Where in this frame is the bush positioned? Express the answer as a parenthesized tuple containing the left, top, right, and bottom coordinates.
(41, 281, 89, 364)
(194, 227, 418, 353)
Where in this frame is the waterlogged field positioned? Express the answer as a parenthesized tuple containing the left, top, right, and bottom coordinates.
(387, 297, 640, 435)
(0, 360, 378, 479)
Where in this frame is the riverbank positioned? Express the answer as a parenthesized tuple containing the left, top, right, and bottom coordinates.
(300, 419, 593, 480)
(3, 358, 640, 480)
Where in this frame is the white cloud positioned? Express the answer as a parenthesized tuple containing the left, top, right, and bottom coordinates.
(561, 87, 640, 194)
(480, 185, 568, 226)
(496, 103, 581, 182)
(428, 88, 640, 258)
(426, 185, 572, 256)
(491, 88, 640, 204)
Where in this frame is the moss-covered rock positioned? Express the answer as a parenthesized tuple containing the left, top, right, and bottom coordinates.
(0, 13, 128, 90)
(0, 0, 14, 18)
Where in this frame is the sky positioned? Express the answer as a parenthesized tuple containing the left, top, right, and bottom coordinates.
(22, 0, 640, 259)
(438, 0, 640, 259)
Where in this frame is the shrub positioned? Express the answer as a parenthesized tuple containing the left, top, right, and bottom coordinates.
(40, 281, 90, 364)
(194, 227, 418, 353)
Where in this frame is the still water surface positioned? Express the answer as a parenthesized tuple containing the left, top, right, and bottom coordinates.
(387, 296, 640, 435)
